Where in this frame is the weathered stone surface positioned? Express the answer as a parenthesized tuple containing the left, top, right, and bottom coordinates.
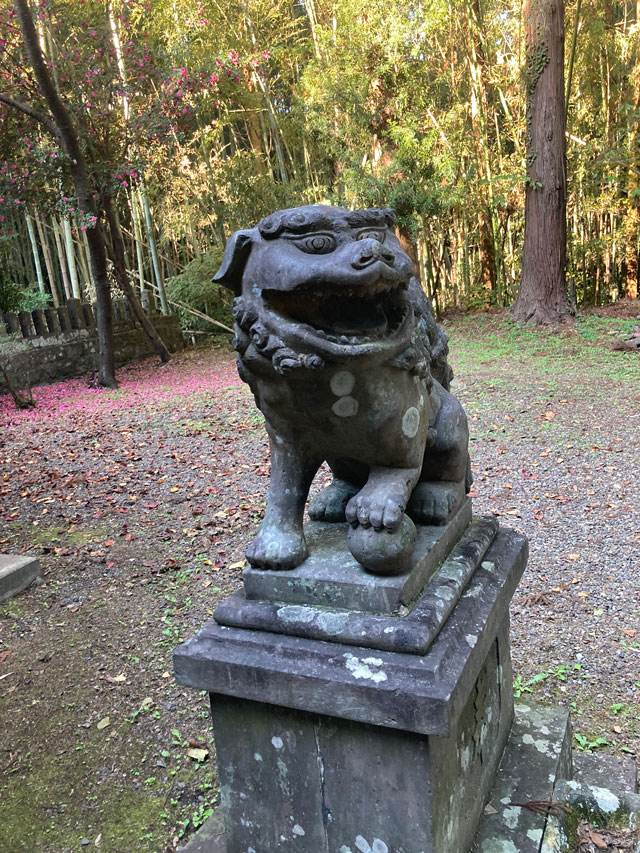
(67, 298, 86, 330)
(206, 617, 512, 853)
(57, 306, 73, 332)
(82, 303, 95, 327)
(0, 554, 41, 603)
(543, 779, 640, 853)
(242, 498, 472, 615)
(0, 315, 184, 393)
(214, 204, 472, 575)
(18, 310, 35, 338)
(176, 527, 526, 738)
(216, 514, 499, 655)
(177, 808, 226, 853)
(472, 702, 572, 853)
(4, 312, 20, 334)
(32, 309, 48, 337)
(44, 308, 61, 335)
(573, 751, 637, 794)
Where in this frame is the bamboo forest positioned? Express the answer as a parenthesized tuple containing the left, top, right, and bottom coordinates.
(1, 0, 639, 329)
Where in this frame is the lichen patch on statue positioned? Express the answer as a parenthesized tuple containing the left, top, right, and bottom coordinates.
(214, 204, 471, 576)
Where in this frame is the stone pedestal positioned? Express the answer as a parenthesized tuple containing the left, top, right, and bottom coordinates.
(174, 516, 528, 853)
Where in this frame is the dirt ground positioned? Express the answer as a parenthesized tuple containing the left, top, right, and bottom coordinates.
(0, 305, 638, 852)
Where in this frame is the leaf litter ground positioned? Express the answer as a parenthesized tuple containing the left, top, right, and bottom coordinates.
(0, 307, 638, 851)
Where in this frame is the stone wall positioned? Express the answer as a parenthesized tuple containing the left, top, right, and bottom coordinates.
(0, 296, 184, 392)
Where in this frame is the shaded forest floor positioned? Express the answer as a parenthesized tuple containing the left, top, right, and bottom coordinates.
(0, 306, 638, 852)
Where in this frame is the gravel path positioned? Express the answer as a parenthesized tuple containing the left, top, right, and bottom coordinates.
(0, 307, 638, 850)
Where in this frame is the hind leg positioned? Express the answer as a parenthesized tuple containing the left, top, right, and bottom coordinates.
(408, 383, 470, 525)
(308, 459, 367, 522)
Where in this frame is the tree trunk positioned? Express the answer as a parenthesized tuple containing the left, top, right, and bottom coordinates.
(12, 0, 116, 385)
(103, 193, 171, 364)
(512, 0, 568, 324)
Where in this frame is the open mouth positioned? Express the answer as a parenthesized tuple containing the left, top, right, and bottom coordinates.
(264, 279, 409, 344)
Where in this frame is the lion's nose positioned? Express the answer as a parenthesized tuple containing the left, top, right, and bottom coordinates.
(352, 239, 396, 269)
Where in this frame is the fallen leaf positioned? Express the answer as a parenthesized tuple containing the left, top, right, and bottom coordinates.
(587, 828, 607, 849)
(0, 650, 11, 664)
(186, 747, 209, 762)
(622, 629, 637, 638)
(96, 717, 110, 730)
(105, 540, 115, 547)
(229, 561, 245, 570)
(105, 674, 126, 684)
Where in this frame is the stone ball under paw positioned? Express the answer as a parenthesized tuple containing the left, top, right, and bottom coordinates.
(347, 514, 416, 576)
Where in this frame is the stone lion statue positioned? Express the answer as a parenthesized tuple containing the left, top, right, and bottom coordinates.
(214, 205, 471, 575)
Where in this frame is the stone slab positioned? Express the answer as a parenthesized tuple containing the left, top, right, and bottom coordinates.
(472, 701, 573, 853)
(543, 779, 640, 852)
(0, 554, 41, 603)
(572, 751, 638, 794)
(178, 808, 226, 853)
(175, 527, 528, 737)
(214, 515, 499, 655)
(243, 497, 472, 614)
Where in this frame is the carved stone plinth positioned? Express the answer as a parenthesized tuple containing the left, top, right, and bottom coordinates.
(174, 520, 528, 853)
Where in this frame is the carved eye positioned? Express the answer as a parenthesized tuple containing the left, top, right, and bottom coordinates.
(356, 229, 385, 243)
(289, 233, 336, 254)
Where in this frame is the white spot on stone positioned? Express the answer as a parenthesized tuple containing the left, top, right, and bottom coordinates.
(481, 560, 495, 571)
(292, 824, 305, 836)
(254, 752, 263, 762)
(343, 653, 387, 683)
(566, 780, 578, 790)
(372, 841, 389, 853)
(402, 406, 420, 438)
(502, 806, 521, 829)
(355, 837, 371, 853)
(271, 736, 283, 749)
(317, 611, 350, 634)
(591, 786, 620, 813)
(277, 605, 315, 624)
(460, 745, 472, 772)
(465, 634, 477, 648)
(481, 840, 518, 853)
(383, 627, 394, 634)
(332, 396, 359, 417)
(526, 829, 542, 843)
(330, 370, 356, 396)
(339, 847, 353, 853)
(500, 797, 511, 805)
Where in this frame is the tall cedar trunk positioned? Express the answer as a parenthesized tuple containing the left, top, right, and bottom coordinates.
(13, 0, 117, 386)
(103, 194, 171, 363)
(512, 0, 568, 324)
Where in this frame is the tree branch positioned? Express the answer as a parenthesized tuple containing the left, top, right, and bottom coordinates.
(0, 91, 57, 136)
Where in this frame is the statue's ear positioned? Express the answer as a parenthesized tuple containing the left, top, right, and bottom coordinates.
(212, 230, 254, 295)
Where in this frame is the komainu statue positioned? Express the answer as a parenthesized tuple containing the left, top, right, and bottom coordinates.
(214, 205, 471, 576)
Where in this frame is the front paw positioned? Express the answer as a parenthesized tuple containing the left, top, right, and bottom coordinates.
(246, 524, 307, 571)
(345, 489, 405, 532)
